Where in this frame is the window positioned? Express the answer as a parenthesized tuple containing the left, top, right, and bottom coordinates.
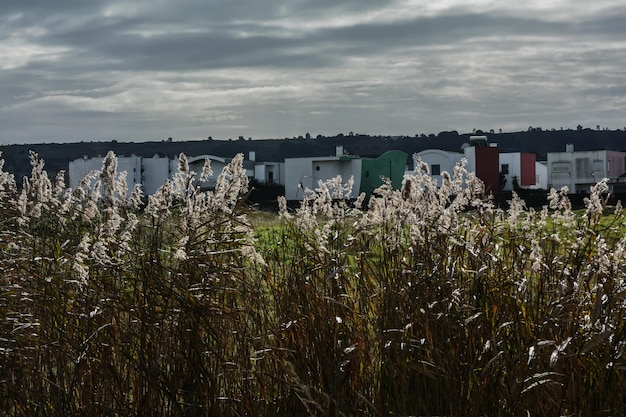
(431, 164, 441, 175)
(592, 160, 604, 177)
(552, 161, 571, 182)
(501, 164, 509, 175)
(576, 158, 591, 178)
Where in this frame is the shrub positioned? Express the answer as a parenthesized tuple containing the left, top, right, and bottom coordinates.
(1, 152, 624, 416)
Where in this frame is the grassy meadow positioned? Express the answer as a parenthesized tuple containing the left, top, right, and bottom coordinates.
(1, 151, 625, 416)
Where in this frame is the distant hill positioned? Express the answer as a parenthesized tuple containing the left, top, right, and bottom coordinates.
(2, 128, 625, 183)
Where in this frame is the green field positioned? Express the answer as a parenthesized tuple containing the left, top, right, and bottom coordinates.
(1, 152, 625, 416)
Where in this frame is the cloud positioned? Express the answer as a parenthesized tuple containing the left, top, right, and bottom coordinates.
(1, 1, 626, 143)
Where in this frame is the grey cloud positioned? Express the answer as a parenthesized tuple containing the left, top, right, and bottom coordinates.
(21, 12, 568, 75)
(10, 0, 618, 80)
(0, 0, 103, 16)
(317, 13, 568, 50)
(583, 85, 626, 98)
(2, 1, 626, 144)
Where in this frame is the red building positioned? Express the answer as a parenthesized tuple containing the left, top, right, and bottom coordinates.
(520, 153, 537, 186)
(474, 146, 500, 192)
(464, 139, 500, 193)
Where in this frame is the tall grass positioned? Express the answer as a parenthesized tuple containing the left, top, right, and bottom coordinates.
(1, 151, 625, 416)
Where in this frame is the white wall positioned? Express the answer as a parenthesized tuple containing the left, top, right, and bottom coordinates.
(534, 162, 548, 190)
(463, 146, 476, 175)
(285, 157, 313, 200)
(69, 157, 104, 190)
(141, 156, 171, 195)
(254, 165, 266, 183)
(499, 153, 522, 191)
(116, 156, 142, 196)
(69, 155, 143, 198)
(415, 149, 464, 186)
(547, 150, 607, 193)
(254, 162, 283, 185)
(186, 155, 227, 189)
(284, 156, 361, 200)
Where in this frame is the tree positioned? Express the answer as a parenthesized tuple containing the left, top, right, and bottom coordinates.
(512, 175, 520, 192)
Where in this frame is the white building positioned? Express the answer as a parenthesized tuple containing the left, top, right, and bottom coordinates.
(186, 155, 229, 190)
(68, 155, 106, 189)
(414, 143, 502, 192)
(414, 149, 464, 187)
(248, 151, 284, 185)
(284, 146, 362, 201)
(536, 162, 548, 191)
(254, 162, 284, 185)
(141, 155, 175, 195)
(69, 154, 146, 198)
(547, 144, 626, 193)
(69, 154, 179, 198)
(284, 146, 408, 200)
(69, 152, 284, 198)
(414, 144, 546, 191)
(498, 152, 547, 191)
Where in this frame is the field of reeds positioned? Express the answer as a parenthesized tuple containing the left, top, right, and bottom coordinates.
(1, 151, 625, 416)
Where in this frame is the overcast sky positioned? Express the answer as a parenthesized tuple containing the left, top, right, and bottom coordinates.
(1, 1, 625, 144)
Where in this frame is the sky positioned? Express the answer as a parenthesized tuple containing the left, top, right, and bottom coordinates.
(1, 1, 626, 145)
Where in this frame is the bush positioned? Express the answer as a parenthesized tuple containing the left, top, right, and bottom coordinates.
(1, 152, 625, 416)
